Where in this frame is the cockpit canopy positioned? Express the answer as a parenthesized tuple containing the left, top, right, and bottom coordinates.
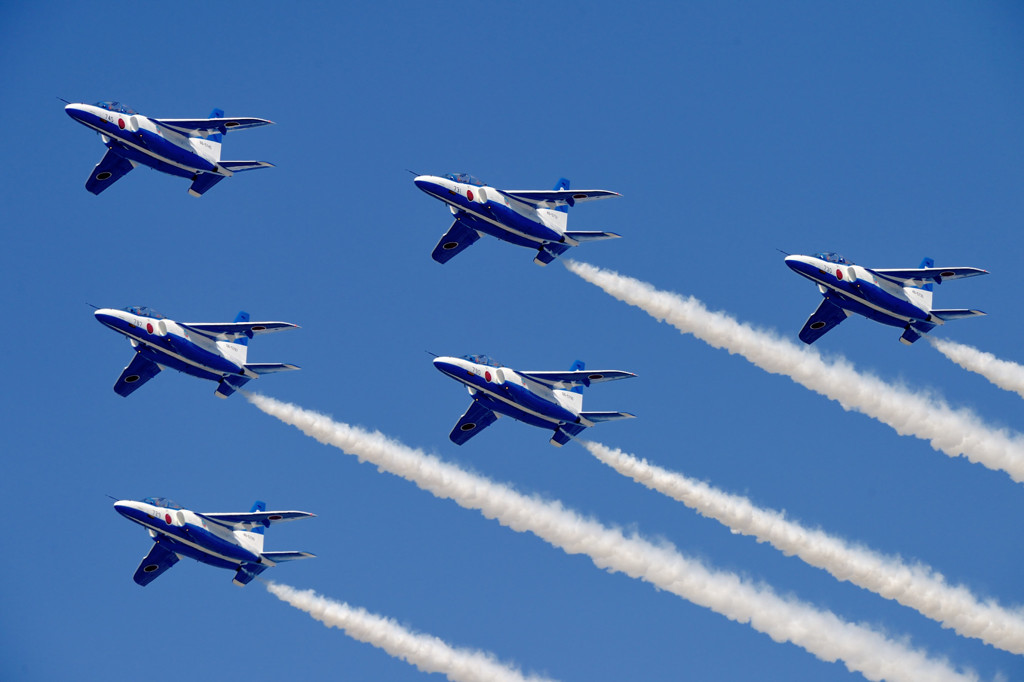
(122, 305, 166, 319)
(814, 252, 853, 265)
(444, 173, 486, 187)
(142, 497, 183, 510)
(95, 101, 138, 115)
(462, 354, 502, 368)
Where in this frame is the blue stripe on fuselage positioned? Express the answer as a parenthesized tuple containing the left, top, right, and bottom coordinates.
(453, 372, 577, 427)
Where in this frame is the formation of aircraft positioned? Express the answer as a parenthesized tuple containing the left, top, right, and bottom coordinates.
(413, 173, 620, 265)
(64, 101, 273, 196)
(114, 498, 314, 586)
(785, 253, 988, 344)
(433, 355, 635, 446)
(94, 306, 299, 398)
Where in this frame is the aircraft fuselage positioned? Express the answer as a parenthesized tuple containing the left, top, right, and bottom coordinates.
(65, 103, 223, 178)
(433, 356, 580, 428)
(115, 500, 261, 570)
(94, 308, 249, 382)
(785, 255, 935, 331)
(414, 175, 566, 247)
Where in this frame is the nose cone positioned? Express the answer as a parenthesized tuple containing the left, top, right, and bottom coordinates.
(64, 103, 95, 125)
(94, 308, 124, 330)
(433, 356, 466, 380)
(784, 255, 816, 276)
(114, 500, 144, 521)
(414, 175, 450, 197)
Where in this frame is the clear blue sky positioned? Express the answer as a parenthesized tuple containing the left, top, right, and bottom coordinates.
(2, 2, 1024, 680)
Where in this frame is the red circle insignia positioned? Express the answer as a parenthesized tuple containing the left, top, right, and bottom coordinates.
(146, 323, 154, 333)
(485, 371, 492, 382)
(118, 118, 125, 130)
(836, 269, 843, 280)
(467, 190, 474, 201)
(164, 514, 172, 524)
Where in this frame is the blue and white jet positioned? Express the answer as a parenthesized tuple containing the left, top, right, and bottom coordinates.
(414, 173, 621, 265)
(433, 355, 635, 446)
(94, 306, 299, 398)
(785, 253, 988, 345)
(65, 101, 273, 196)
(114, 498, 314, 587)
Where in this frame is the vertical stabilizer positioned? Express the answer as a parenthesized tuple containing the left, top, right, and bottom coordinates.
(207, 108, 224, 162)
(915, 257, 935, 311)
(569, 360, 585, 395)
(236, 500, 267, 555)
(553, 178, 571, 214)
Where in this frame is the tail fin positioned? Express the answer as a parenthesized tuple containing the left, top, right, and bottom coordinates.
(569, 360, 585, 394)
(233, 311, 250, 347)
(234, 500, 267, 557)
(208, 108, 225, 149)
(553, 178, 570, 214)
(918, 257, 935, 291)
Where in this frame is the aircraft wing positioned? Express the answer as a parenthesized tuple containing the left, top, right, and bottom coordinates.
(449, 400, 498, 445)
(180, 321, 298, 342)
(153, 117, 273, 135)
(798, 298, 850, 344)
(218, 160, 274, 172)
(517, 370, 636, 390)
(432, 218, 482, 263)
(870, 267, 988, 287)
(245, 363, 301, 375)
(500, 189, 620, 209)
(197, 510, 315, 530)
(261, 551, 316, 564)
(114, 353, 162, 397)
(133, 541, 180, 586)
(86, 149, 134, 195)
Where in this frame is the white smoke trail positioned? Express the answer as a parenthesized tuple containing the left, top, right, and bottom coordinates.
(266, 582, 553, 682)
(581, 439, 1024, 655)
(246, 393, 975, 682)
(929, 337, 1024, 400)
(565, 260, 1024, 484)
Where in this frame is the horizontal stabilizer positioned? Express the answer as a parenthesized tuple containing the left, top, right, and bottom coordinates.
(245, 363, 301, 375)
(219, 160, 274, 173)
(261, 551, 316, 564)
(197, 510, 315, 530)
(432, 218, 482, 264)
(86, 149, 134, 195)
(180, 321, 298, 342)
(535, 241, 572, 266)
(232, 563, 268, 587)
(551, 422, 588, 447)
(580, 411, 636, 425)
(188, 173, 225, 197)
(215, 376, 250, 399)
(500, 188, 620, 208)
(518, 369, 636, 390)
(931, 308, 987, 321)
(449, 400, 499, 445)
(871, 266, 988, 287)
(133, 541, 179, 586)
(154, 117, 274, 136)
(563, 231, 622, 244)
(114, 352, 162, 397)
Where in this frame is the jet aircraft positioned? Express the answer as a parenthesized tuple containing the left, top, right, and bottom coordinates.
(433, 355, 635, 446)
(114, 498, 314, 586)
(414, 173, 621, 265)
(785, 253, 988, 344)
(64, 101, 273, 196)
(94, 306, 299, 398)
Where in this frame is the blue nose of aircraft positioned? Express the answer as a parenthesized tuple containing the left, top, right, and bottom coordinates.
(64, 103, 94, 126)
(784, 255, 817, 279)
(414, 175, 442, 195)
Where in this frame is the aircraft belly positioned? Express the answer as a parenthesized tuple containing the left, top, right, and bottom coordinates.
(111, 143, 194, 178)
(476, 384, 575, 428)
(161, 538, 241, 570)
(138, 345, 231, 382)
(87, 123, 211, 176)
(831, 288, 921, 327)
(158, 526, 258, 567)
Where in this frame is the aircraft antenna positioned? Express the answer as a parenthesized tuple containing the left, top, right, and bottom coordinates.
(425, 351, 439, 358)
(57, 97, 72, 104)
(776, 248, 791, 256)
